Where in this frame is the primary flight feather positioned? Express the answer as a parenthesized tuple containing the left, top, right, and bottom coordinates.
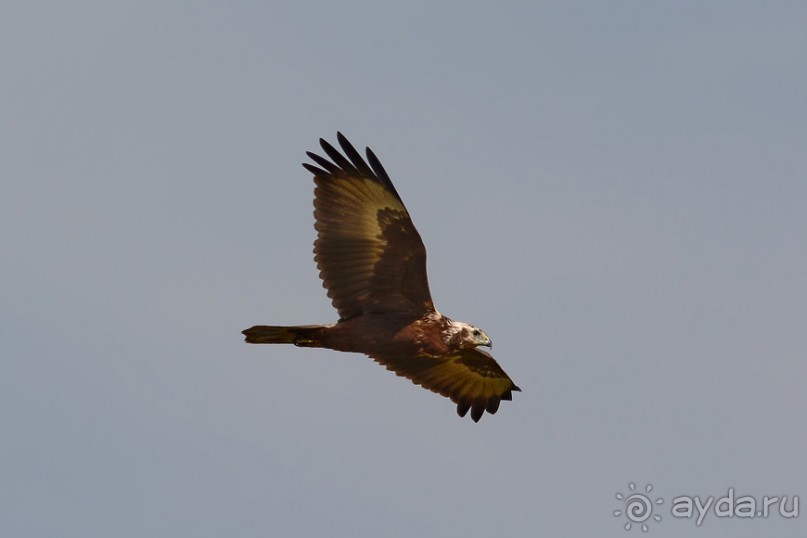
(242, 133, 520, 422)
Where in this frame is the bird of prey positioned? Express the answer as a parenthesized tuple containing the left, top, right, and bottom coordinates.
(242, 133, 520, 422)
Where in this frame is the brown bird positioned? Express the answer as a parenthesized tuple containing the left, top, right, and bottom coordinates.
(242, 133, 520, 422)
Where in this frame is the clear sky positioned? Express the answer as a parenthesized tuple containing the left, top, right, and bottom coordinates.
(2, 2, 806, 536)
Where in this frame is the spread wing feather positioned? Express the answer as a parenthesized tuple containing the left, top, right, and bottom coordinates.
(370, 348, 521, 422)
(305, 133, 434, 321)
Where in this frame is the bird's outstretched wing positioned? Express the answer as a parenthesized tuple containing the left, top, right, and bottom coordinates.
(369, 348, 521, 422)
(304, 133, 434, 321)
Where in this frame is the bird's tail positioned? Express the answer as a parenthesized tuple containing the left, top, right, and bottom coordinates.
(241, 325, 324, 347)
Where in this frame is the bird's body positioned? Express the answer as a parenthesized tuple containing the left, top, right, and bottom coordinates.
(246, 311, 479, 359)
(243, 133, 519, 422)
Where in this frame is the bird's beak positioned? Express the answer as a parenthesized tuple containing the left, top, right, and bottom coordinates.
(483, 337, 492, 349)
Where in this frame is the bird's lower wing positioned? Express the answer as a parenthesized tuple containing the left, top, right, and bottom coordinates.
(369, 348, 520, 422)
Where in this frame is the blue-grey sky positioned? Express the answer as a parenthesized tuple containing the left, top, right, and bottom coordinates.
(2, 2, 806, 536)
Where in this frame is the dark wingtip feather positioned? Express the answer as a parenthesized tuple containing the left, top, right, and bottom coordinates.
(319, 137, 356, 174)
(318, 137, 337, 157)
(513, 385, 522, 392)
(456, 401, 471, 418)
(336, 132, 375, 177)
(303, 163, 327, 176)
(470, 401, 485, 422)
(365, 147, 390, 182)
(365, 146, 401, 201)
(486, 397, 501, 414)
(306, 151, 340, 174)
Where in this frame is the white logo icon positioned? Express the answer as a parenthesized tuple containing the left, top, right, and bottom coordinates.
(614, 482, 664, 532)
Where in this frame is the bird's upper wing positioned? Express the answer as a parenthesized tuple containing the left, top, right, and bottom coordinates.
(369, 347, 520, 422)
(303, 133, 434, 321)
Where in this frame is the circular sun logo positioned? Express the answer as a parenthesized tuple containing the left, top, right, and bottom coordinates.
(614, 482, 664, 532)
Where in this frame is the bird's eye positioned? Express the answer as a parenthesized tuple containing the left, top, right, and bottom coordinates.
(472, 329, 480, 336)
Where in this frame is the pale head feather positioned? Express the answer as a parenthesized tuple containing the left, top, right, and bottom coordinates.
(443, 319, 492, 349)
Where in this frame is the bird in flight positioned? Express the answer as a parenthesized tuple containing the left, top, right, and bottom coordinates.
(242, 133, 520, 422)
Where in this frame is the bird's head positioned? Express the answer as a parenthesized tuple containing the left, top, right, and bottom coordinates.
(446, 321, 492, 350)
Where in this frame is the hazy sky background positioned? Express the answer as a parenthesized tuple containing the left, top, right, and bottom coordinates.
(2, 2, 806, 536)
